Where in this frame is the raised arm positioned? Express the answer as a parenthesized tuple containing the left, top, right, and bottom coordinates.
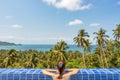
(45, 69, 57, 73)
(63, 69, 79, 77)
(42, 69, 55, 76)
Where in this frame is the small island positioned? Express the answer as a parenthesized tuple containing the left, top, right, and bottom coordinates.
(0, 41, 22, 46)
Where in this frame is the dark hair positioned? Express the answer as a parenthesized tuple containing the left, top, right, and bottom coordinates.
(56, 60, 65, 79)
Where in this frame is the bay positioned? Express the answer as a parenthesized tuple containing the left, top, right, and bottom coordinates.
(0, 44, 97, 52)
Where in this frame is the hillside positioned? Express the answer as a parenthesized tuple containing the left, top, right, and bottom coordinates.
(0, 41, 21, 46)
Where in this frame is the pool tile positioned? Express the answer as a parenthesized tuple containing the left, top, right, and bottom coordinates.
(0, 68, 120, 80)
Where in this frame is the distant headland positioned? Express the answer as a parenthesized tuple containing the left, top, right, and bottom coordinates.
(0, 41, 22, 46)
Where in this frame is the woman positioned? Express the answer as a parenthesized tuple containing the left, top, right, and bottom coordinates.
(42, 60, 79, 80)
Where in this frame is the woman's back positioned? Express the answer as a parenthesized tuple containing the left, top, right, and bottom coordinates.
(52, 75, 70, 80)
(42, 60, 78, 80)
(52, 71, 70, 80)
(43, 69, 78, 80)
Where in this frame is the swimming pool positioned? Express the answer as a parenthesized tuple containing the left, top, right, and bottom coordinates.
(0, 68, 120, 80)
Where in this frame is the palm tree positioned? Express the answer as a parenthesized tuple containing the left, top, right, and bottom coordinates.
(93, 28, 109, 68)
(67, 50, 74, 59)
(113, 24, 120, 48)
(25, 52, 39, 68)
(113, 24, 120, 41)
(73, 29, 90, 68)
(51, 40, 68, 62)
(105, 40, 114, 55)
(84, 39, 91, 52)
(3, 49, 17, 67)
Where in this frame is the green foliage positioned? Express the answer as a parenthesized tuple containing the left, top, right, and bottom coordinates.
(0, 46, 119, 68)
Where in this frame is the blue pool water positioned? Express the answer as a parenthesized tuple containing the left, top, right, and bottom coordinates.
(0, 45, 96, 52)
(0, 69, 120, 80)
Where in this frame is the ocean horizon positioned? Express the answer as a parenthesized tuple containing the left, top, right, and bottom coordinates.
(0, 44, 96, 52)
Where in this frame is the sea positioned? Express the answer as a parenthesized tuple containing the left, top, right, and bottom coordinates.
(0, 45, 97, 52)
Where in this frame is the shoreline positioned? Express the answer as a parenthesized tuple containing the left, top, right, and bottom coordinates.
(0, 44, 96, 52)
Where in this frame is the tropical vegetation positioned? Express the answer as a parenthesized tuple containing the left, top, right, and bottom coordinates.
(0, 25, 120, 68)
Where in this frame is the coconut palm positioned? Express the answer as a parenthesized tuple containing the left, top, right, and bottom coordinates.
(93, 28, 109, 68)
(113, 24, 120, 48)
(105, 40, 114, 55)
(74, 29, 90, 68)
(3, 49, 17, 67)
(113, 24, 120, 41)
(84, 39, 91, 52)
(51, 40, 68, 62)
(67, 50, 74, 60)
(25, 52, 39, 68)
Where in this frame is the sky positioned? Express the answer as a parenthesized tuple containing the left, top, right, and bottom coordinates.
(0, 0, 120, 44)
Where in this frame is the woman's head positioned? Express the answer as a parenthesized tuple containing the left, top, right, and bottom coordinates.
(56, 60, 65, 79)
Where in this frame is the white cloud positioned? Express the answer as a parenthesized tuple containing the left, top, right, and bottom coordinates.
(90, 23, 100, 27)
(43, 0, 92, 11)
(5, 16, 13, 19)
(68, 19, 83, 26)
(43, 0, 56, 5)
(11, 24, 23, 29)
(117, 1, 120, 5)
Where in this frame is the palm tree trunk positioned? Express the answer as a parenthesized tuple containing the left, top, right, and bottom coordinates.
(97, 54, 101, 67)
(103, 51, 108, 68)
(100, 49, 104, 68)
(82, 54, 86, 68)
(83, 51, 86, 68)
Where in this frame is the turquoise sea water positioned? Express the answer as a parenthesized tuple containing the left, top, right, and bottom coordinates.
(0, 45, 96, 52)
